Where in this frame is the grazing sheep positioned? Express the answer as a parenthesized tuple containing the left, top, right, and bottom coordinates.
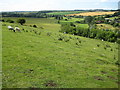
(15, 27, 21, 32)
(8, 26, 14, 30)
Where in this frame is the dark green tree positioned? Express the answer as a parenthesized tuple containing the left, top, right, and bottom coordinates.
(85, 16, 94, 37)
(6, 19, 14, 23)
(17, 19, 26, 25)
(85, 16, 94, 27)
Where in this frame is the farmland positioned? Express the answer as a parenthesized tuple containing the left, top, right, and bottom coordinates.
(46, 11, 85, 15)
(2, 16, 119, 88)
(66, 11, 116, 16)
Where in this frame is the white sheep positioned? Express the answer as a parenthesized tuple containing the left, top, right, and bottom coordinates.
(8, 26, 14, 30)
(15, 27, 21, 32)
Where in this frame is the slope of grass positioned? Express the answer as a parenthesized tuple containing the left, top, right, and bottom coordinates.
(0, 22, 2, 89)
(2, 18, 119, 88)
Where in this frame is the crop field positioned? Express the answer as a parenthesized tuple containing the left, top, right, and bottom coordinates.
(2, 17, 119, 88)
(66, 11, 116, 16)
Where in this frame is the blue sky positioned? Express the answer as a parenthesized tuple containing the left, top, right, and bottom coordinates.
(0, 0, 119, 11)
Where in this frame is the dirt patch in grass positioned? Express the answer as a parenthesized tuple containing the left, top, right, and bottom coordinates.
(101, 71, 107, 74)
(96, 59, 109, 65)
(44, 80, 57, 87)
(94, 76, 104, 81)
(111, 69, 117, 72)
(107, 76, 117, 80)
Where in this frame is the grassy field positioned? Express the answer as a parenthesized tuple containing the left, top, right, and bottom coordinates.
(2, 17, 119, 88)
(46, 11, 85, 15)
(66, 11, 116, 16)
(97, 24, 119, 30)
(108, 16, 119, 20)
(0, 22, 2, 89)
(60, 17, 84, 23)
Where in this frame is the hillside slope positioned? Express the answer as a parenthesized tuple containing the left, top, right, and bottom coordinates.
(2, 19, 119, 88)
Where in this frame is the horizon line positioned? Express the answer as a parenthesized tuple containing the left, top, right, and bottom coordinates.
(0, 9, 118, 12)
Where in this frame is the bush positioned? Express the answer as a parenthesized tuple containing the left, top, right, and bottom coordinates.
(115, 61, 120, 65)
(117, 39, 120, 44)
(64, 38, 69, 42)
(110, 21, 115, 25)
(1, 19, 5, 22)
(26, 30, 28, 32)
(6, 19, 14, 23)
(58, 35, 64, 41)
(30, 25, 32, 27)
(75, 21, 81, 23)
(40, 27, 44, 29)
(58, 37, 63, 41)
(17, 18, 26, 25)
(47, 32, 51, 36)
(38, 32, 41, 35)
(33, 25, 37, 28)
(34, 30, 37, 34)
(65, 19, 68, 21)
(97, 44, 100, 47)
(113, 23, 119, 27)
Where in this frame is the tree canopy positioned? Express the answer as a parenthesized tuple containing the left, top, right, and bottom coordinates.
(17, 19, 26, 25)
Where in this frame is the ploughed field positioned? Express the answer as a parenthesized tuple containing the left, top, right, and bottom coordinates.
(2, 17, 119, 88)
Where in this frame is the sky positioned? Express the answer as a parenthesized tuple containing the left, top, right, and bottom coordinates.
(0, 0, 119, 11)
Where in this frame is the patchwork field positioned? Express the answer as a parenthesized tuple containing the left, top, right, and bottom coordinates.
(66, 11, 116, 16)
(2, 17, 119, 88)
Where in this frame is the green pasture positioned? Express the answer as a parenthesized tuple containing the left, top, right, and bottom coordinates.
(0, 22, 2, 89)
(46, 11, 84, 15)
(97, 24, 119, 30)
(107, 16, 119, 20)
(2, 17, 119, 88)
(60, 17, 84, 23)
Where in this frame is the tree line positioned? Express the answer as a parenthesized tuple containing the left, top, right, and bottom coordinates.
(60, 15, 120, 44)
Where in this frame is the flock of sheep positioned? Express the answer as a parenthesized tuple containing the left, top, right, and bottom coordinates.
(8, 26, 21, 32)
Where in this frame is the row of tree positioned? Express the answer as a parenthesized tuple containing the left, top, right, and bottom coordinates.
(1, 12, 64, 18)
(2, 18, 26, 25)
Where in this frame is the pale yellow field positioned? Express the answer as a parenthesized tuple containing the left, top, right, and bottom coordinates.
(66, 11, 116, 16)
